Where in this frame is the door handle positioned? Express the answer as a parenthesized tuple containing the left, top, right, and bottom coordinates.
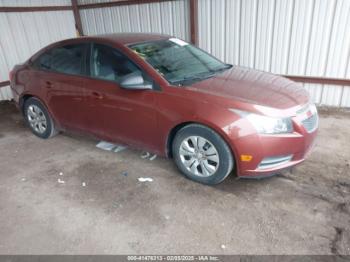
(92, 91, 103, 99)
(45, 81, 53, 88)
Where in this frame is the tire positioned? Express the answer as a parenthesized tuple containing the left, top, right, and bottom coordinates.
(172, 124, 234, 185)
(24, 97, 58, 139)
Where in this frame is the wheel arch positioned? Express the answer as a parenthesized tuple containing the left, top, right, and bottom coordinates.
(166, 121, 194, 158)
(20, 94, 51, 116)
(20, 94, 60, 130)
(19, 94, 34, 115)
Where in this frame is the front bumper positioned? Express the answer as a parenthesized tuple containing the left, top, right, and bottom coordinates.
(227, 108, 318, 178)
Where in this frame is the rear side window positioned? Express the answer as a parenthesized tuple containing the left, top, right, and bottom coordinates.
(36, 52, 51, 70)
(34, 44, 86, 76)
(90, 44, 141, 82)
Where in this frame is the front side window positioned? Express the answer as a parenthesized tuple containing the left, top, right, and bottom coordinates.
(130, 38, 231, 85)
(34, 44, 85, 75)
(90, 44, 141, 82)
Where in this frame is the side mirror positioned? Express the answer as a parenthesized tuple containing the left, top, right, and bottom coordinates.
(120, 72, 153, 90)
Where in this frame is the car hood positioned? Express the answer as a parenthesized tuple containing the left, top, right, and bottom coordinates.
(188, 66, 309, 110)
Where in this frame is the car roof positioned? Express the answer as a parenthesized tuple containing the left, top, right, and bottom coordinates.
(80, 33, 171, 45)
(29, 33, 172, 63)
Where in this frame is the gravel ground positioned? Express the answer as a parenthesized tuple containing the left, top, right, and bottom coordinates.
(0, 101, 349, 255)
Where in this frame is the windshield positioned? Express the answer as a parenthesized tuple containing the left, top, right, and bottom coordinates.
(129, 38, 231, 85)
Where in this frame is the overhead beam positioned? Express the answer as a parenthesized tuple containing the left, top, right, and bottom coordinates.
(283, 75, 350, 86)
(0, 0, 174, 12)
(0, 5, 72, 12)
(71, 0, 84, 36)
(77, 0, 175, 10)
(189, 0, 198, 45)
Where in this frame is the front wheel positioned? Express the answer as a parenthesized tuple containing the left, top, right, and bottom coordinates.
(172, 124, 234, 185)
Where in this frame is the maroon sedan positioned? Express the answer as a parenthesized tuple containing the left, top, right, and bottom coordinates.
(10, 33, 318, 185)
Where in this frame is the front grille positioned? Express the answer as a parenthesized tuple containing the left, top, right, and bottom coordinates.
(257, 155, 293, 170)
(302, 113, 318, 133)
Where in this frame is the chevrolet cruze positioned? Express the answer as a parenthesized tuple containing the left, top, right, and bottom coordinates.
(10, 33, 318, 185)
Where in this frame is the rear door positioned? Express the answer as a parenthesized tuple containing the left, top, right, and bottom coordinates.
(33, 43, 89, 132)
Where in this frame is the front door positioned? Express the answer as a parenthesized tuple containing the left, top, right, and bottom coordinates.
(82, 43, 159, 151)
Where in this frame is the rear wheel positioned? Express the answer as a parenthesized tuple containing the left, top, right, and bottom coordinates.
(172, 124, 234, 185)
(24, 97, 58, 139)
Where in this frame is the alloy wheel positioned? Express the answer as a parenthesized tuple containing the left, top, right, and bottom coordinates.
(27, 105, 47, 134)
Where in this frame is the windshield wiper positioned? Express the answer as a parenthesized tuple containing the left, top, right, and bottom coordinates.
(210, 64, 233, 73)
(171, 71, 216, 85)
(170, 64, 233, 85)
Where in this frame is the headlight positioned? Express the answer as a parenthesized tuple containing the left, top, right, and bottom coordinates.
(230, 109, 293, 134)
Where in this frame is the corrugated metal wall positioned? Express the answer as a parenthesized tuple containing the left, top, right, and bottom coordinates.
(1, 0, 349, 107)
(0, 0, 76, 100)
(79, 0, 190, 42)
(198, 0, 350, 107)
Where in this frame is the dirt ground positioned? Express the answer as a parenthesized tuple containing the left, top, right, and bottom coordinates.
(0, 101, 349, 255)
